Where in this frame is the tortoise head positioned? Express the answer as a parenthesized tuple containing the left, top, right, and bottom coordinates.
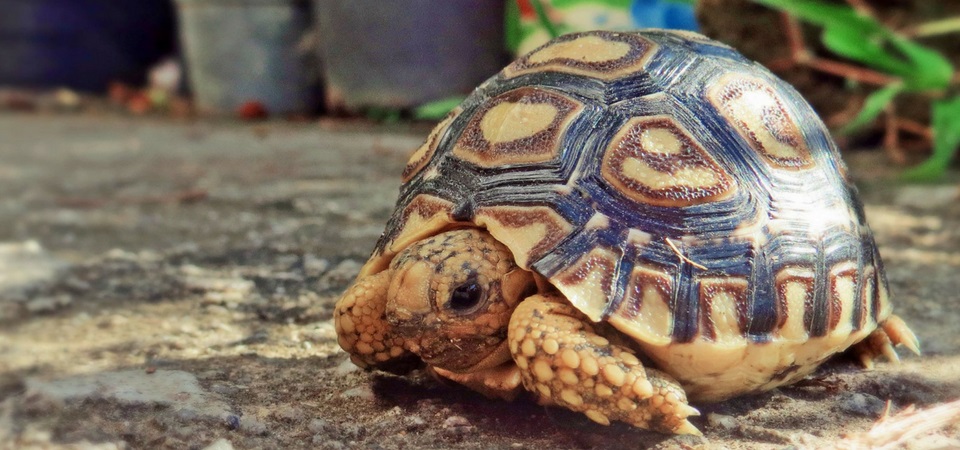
(385, 228, 537, 373)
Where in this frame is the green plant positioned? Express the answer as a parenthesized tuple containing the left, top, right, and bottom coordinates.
(753, 0, 960, 180)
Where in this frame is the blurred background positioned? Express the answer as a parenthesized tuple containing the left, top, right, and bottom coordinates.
(3, 0, 959, 176)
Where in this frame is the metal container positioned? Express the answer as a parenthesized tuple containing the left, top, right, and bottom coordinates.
(175, 0, 318, 115)
(315, 0, 507, 112)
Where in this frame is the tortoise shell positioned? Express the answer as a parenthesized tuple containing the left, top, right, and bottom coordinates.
(357, 30, 890, 400)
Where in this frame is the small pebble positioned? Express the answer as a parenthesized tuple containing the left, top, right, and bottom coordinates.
(313, 438, 347, 450)
(334, 358, 361, 376)
(202, 438, 235, 450)
(340, 385, 375, 401)
(303, 254, 330, 276)
(837, 392, 886, 417)
(308, 419, 332, 434)
(649, 434, 711, 449)
(442, 416, 470, 429)
(211, 384, 240, 396)
(403, 415, 427, 431)
(25, 295, 72, 313)
(442, 415, 474, 438)
(239, 416, 269, 436)
(275, 405, 305, 422)
(707, 412, 738, 430)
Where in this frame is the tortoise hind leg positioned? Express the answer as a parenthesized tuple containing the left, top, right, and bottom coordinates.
(508, 294, 701, 435)
(852, 314, 921, 369)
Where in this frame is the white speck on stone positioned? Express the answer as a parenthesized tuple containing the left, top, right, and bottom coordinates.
(340, 385, 375, 401)
(239, 415, 268, 436)
(303, 254, 330, 276)
(707, 412, 738, 430)
(24, 295, 73, 313)
(25, 370, 232, 421)
(308, 418, 331, 434)
(202, 438, 235, 450)
(442, 415, 471, 429)
(0, 240, 68, 301)
(334, 358, 361, 376)
(837, 392, 886, 417)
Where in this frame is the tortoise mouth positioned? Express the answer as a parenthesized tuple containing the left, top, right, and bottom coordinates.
(404, 331, 509, 373)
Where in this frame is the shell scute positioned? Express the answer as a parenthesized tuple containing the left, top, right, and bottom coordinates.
(452, 87, 585, 168)
(504, 32, 658, 81)
(600, 116, 737, 207)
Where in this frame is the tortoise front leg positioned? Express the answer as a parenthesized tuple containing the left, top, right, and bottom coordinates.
(508, 294, 701, 435)
(334, 270, 414, 369)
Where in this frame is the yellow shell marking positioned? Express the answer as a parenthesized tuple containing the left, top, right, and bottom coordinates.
(385, 195, 454, 257)
(453, 87, 582, 167)
(821, 262, 857, 348)
(610, 265, 674, 346)
(780, 281, 811, 340)
(554, 247, 619, 322)
(640, 127, 684, 154)
(708, 74, 813, 169)
(527, 35, 632, 65)
(727, 90, 802, 159)
(776, 267, 815, 341)
(475, 205, 573, 269)
(621, 158, 720, 190)
(858, 268, 876, 330)
(480, 102, 558, 144)
(504, 31, 658, 81)
(402, 112, 456, 182)
(698, 277, 748, 345)
(600, 116, 735, 207)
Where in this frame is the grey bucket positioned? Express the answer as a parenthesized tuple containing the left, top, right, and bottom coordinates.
(175, 0, 317, 115)
(315, 0, 507, 112)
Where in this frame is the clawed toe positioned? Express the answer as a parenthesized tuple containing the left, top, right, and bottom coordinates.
(853, 314, 920, 368)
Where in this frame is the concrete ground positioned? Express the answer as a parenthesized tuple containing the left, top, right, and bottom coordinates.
(0, 113, 958, 449)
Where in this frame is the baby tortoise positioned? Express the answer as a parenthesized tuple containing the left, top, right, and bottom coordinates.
(334, 30, 920, 434)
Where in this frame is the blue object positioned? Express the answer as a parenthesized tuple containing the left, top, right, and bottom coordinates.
(0, 0, 175, 92)
(630, 0, 699, 31)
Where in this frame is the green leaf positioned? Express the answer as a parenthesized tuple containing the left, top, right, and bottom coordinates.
(888, 36, 954, 90)
(530, 0, 561, 39)
(505, 0, 523, 54)
(754, 0, 955, 90)
(902, 96, 960, 181)
(413, 96, 465, 121)
(753, 0, 873, 30)
(821, 27, 912, 77)
(365, 106, 402, 123)
(839, 84, 903, 135)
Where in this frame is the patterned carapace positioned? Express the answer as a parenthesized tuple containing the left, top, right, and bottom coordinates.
(350, 30, 909, 403)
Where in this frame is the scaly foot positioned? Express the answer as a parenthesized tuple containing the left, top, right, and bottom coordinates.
(508, 294, 700, 434)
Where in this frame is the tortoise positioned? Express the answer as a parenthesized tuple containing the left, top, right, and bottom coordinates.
(333, 30, 920, 434)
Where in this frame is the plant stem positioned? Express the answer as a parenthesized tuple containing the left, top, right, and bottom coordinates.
(806, 58, 900, 86)
(907, 17, 960, 38)
(530, 0, 560, 39)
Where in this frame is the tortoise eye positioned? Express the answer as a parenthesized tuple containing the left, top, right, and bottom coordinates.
(449, 281, 484, 312)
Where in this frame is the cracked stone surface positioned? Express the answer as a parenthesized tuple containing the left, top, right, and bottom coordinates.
(0, 114, 957, 449)
(24, 370, 233, 421)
